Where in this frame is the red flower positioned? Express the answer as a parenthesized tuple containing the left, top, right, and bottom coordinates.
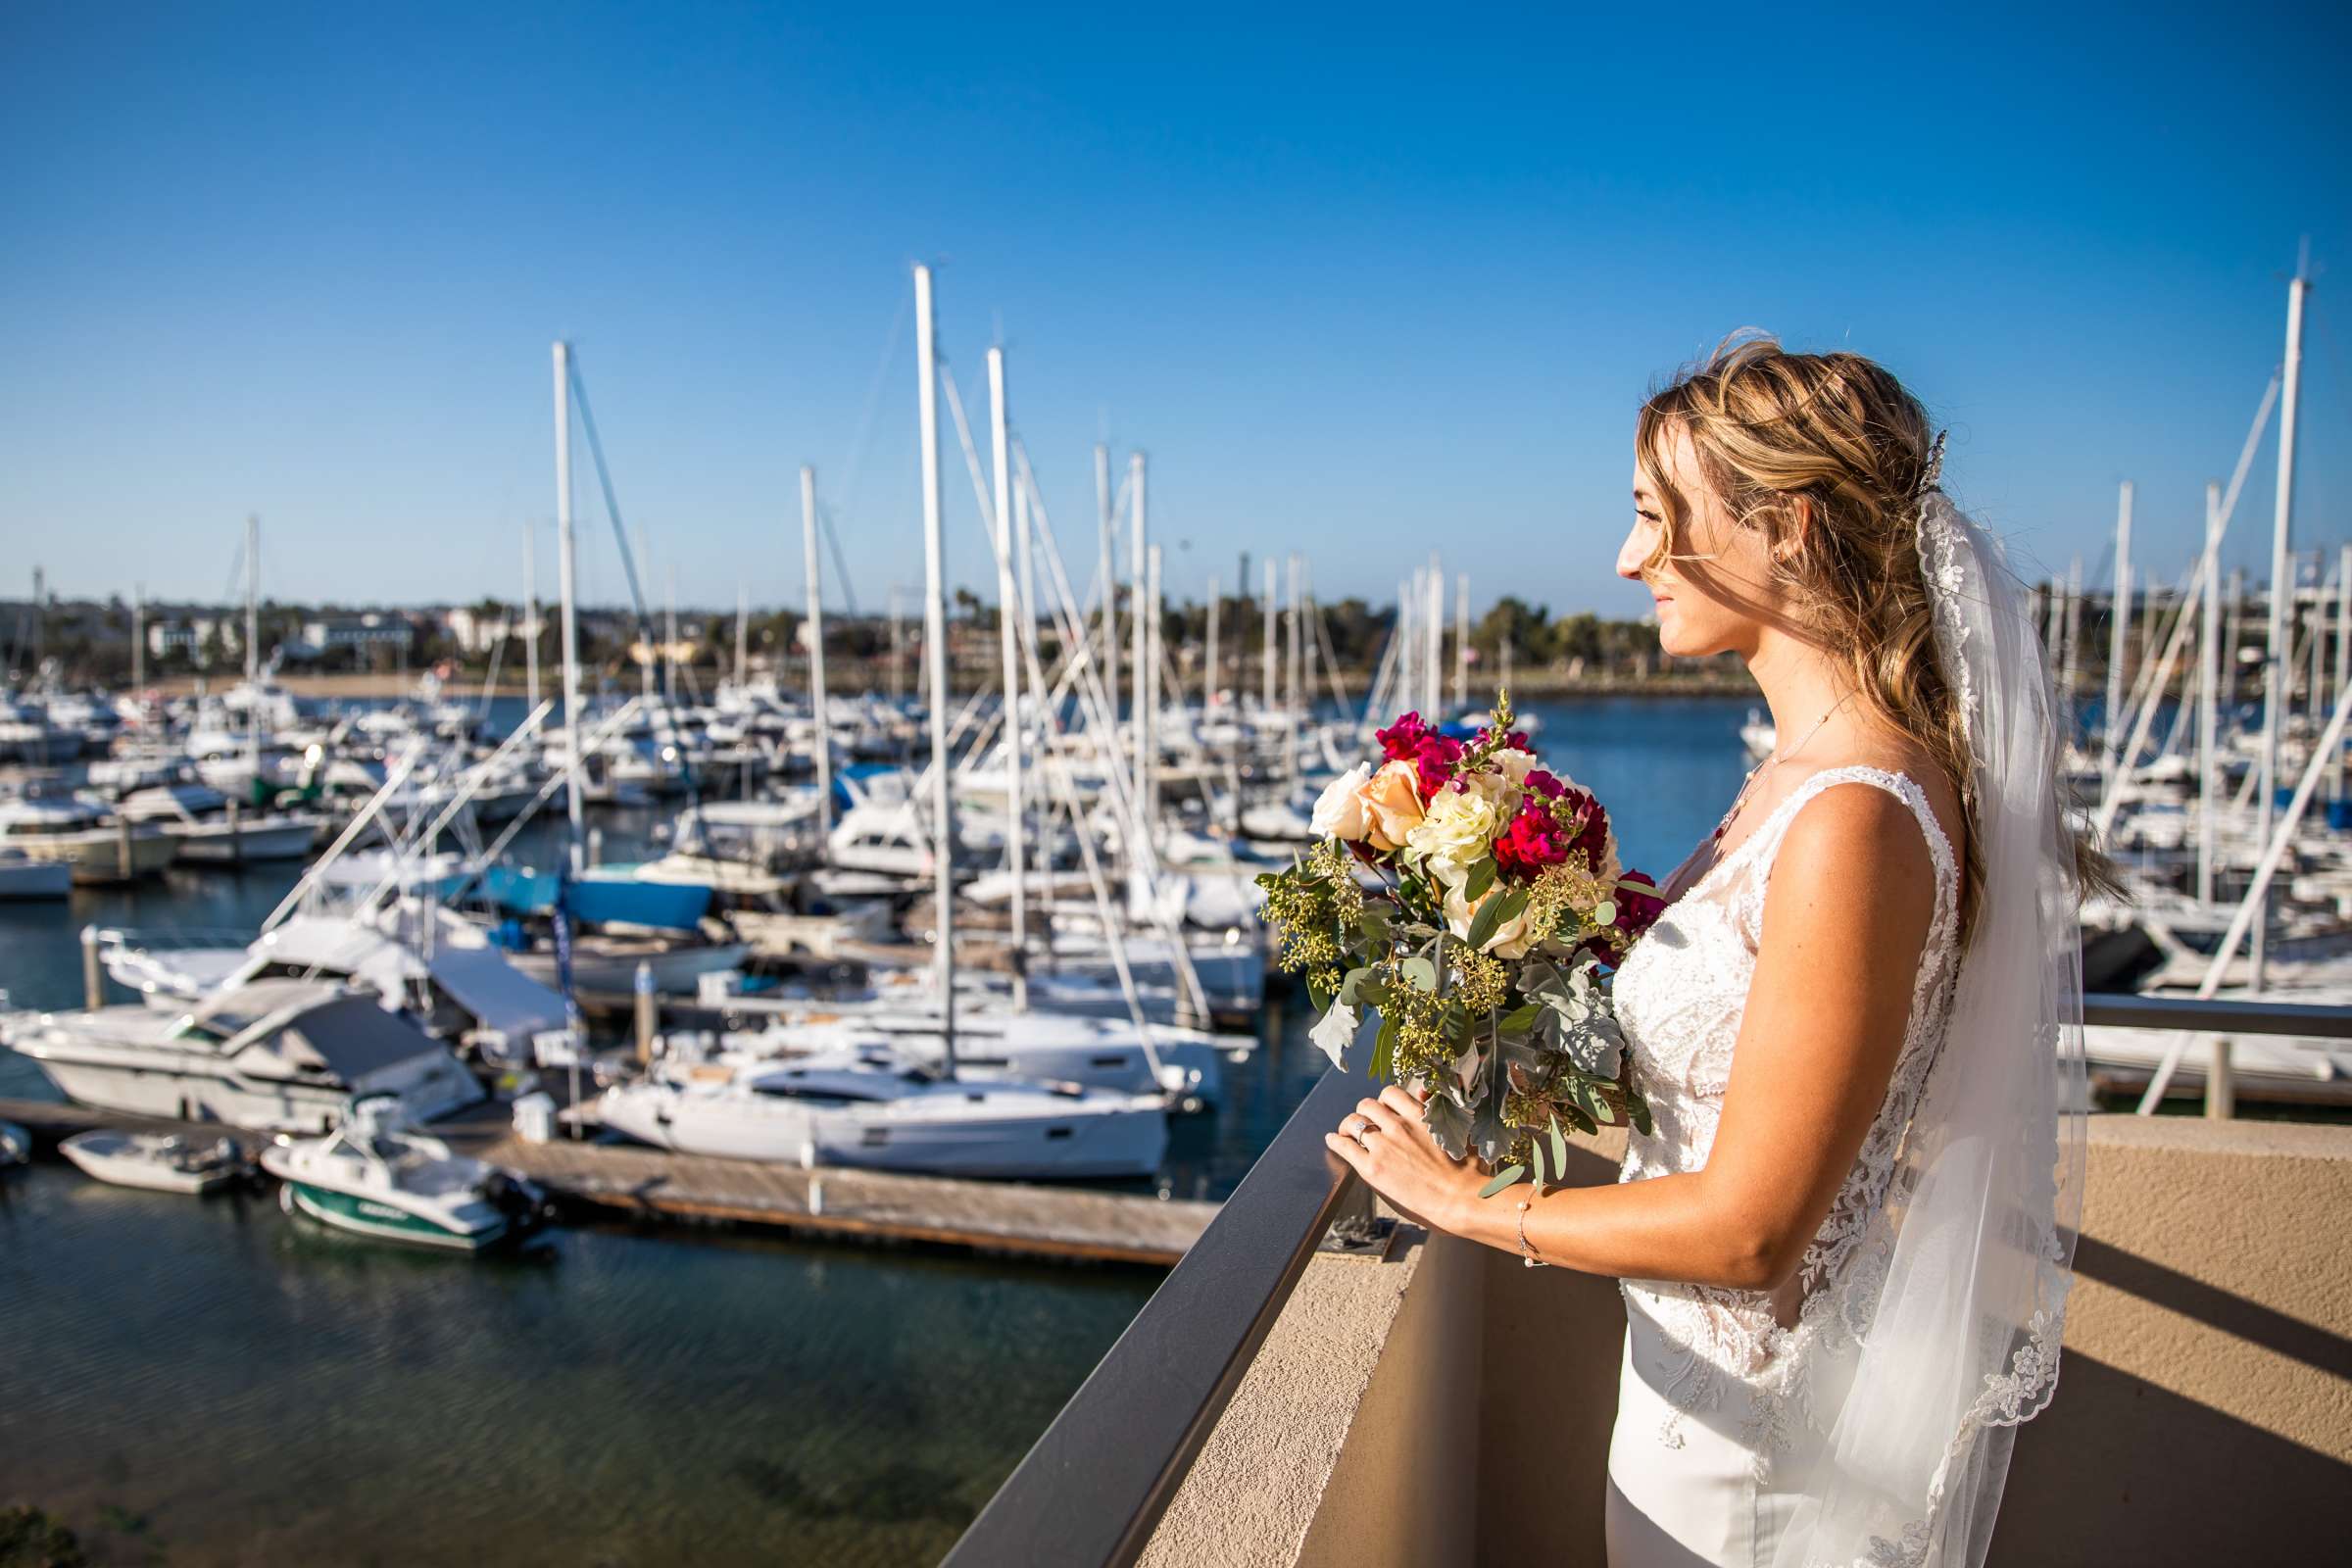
(1494, 801, 1571, 878)
(1375, 710, 1462, 799)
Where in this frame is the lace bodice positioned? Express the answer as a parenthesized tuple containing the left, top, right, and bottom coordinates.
(1612, 765, 1962, 1464)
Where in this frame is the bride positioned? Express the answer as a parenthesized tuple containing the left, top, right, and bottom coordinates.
(1326, 336, 2098, 1568)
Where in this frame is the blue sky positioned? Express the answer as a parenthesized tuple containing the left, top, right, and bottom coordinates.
(1, 2, 2346, 620)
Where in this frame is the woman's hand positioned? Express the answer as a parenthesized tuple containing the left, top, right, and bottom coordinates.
(1326, 1085, 1481, 1235)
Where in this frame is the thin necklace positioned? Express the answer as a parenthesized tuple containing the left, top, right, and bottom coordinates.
(1713, 693, 1856, 843)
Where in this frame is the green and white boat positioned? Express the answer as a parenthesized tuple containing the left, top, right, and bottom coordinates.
(261, 1095, 541, 1253)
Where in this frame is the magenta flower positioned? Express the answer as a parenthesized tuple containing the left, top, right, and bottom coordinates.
(1376, 710, 1462, 800)
(1494, 800, 1571, 878)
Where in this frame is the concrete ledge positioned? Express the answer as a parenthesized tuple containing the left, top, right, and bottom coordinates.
(1141, 1215, 1482, 1568)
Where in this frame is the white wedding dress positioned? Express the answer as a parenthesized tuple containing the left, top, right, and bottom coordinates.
(1603, 764, 1964, 1568)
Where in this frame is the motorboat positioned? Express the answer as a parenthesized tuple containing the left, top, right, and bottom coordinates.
(3, 977, 486, 1133)
(598, 1046, 1169, 1179)
(261, 1094, 543, 1251)
(60, 1128, 253, 1195)
(115, 770, 318, 864)
(675, 1002, 1240, 1107)
(98, 903, 574, 1065)
(0, 793, 177, 884)
(0, 847, 73, 899)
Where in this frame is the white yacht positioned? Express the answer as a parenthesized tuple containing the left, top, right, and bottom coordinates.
(3, 978, 485, 1133)
(115, 768, 317, 863)
(99, 903, 573, 1065)
(598, 1046, 1169, 1179)
(684, 1004, 1238, 1107)
(262, 1094, 541, 1251)
(0, 794, 178, 883)
(60, 1129, 252, 1195)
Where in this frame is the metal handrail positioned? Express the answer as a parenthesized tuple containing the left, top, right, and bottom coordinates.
(2080, 992, 2352, 1037)
(945, 990, 2350, 1567)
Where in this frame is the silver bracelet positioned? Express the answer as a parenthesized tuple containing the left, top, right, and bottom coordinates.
(1516, 1196, 1549, 1269)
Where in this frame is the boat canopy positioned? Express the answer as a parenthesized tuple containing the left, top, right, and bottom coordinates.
(249, 993, 456, 1082)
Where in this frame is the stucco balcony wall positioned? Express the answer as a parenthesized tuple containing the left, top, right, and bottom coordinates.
(1143, 1117, 2352, 1565)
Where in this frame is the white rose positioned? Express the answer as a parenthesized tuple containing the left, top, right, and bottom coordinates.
(1444, 880, 1538, 958)
(1495, 749, 1536, 787)
(1405, 782, 1501, 890)
(1308, 762, 1372, 841)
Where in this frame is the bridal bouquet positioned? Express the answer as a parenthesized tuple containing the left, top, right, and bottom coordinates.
(1257, 695, 1666, 1194)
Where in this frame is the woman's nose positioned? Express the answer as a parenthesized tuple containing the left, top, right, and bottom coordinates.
(1615, 520, 1652, 581)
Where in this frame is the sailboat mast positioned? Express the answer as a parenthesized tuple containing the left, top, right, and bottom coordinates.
(1097, 443, 1116, 725)
(1262, 559, 1279, 719)
(2335, 545, 2350, 803)
(554, 341, 586, 872)
(523, 520, 542, 710)
(1454, 573, 1470, 710)
(2198, 482, 2223, 905)
(912, 265, 956, 1069)
(987, 347, 1028, 1007)
(244, 514, 260, 775)
(1424, 556, 1444, 715)
(801, 465, 832, 842)
(2105, 483, 2132, 763)
(1129, 452, 1149, 823)
(2253, 266, 2309, 990)
(1204, 575, 1220, 713)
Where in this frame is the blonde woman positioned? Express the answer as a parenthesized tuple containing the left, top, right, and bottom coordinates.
(1329, 338, 2092, 1568)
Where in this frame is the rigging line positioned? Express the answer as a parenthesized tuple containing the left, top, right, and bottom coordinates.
(815, 498, 862, 617)
(564, 354, 707, 826)
(834, 291, 913, 566)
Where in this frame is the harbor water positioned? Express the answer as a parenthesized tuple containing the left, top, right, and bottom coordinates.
(0, 695, 1754, 1566)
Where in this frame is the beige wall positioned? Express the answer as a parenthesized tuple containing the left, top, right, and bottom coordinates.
(1151, 1117, 2352, 1567)
(1995, 1115, 2352, 1565)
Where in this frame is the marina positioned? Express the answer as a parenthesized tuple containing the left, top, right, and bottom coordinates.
(3, 13, 2346, 1558)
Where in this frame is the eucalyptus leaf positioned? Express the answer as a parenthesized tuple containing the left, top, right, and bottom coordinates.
(1401, 956, 1438, 993)
(1338, 965, 1375, 1005)
(1625, 1084, 1654, 1138)
(1371, 1008, 1398, 1080)
(1477, 1163, 1526, 1200)
(1548, 1115, 1570, 1173)
(1530, 1138, 1547, 1188)
(1424, 1094, 1471, 1159)
(1464, 892, 1508, 953)
(1465, 857, 1497, 902)
(1496, 1003, 1543, 1036)
(1558, 1102, 1597, 1136)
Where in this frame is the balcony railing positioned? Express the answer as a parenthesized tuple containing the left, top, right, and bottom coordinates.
(943, 993, 2352, 1568)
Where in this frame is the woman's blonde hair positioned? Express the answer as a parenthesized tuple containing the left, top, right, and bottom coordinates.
(1636, 332, 2108, 940)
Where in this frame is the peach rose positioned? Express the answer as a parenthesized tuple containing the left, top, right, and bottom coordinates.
(1308, 762, 1372, 841)
(1356, 759, 1427, 852)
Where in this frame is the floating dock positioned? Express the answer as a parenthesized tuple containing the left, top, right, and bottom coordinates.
(0, 1097, 1218, 1267)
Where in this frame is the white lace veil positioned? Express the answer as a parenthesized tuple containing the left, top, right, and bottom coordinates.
(1771, 479, 2088, 1568)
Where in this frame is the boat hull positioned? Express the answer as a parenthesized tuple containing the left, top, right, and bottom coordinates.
(59, 1133, 240, 1195)
(598, 1087, 1168, 1179)
(169, 819, 318, 863)
(280, 1179, 507, 1251)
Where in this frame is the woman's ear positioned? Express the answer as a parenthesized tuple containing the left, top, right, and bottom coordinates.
(1771, 496, 1812, 564)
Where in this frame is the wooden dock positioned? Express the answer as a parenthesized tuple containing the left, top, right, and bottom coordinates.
(0, 1097, 1219, 1267)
